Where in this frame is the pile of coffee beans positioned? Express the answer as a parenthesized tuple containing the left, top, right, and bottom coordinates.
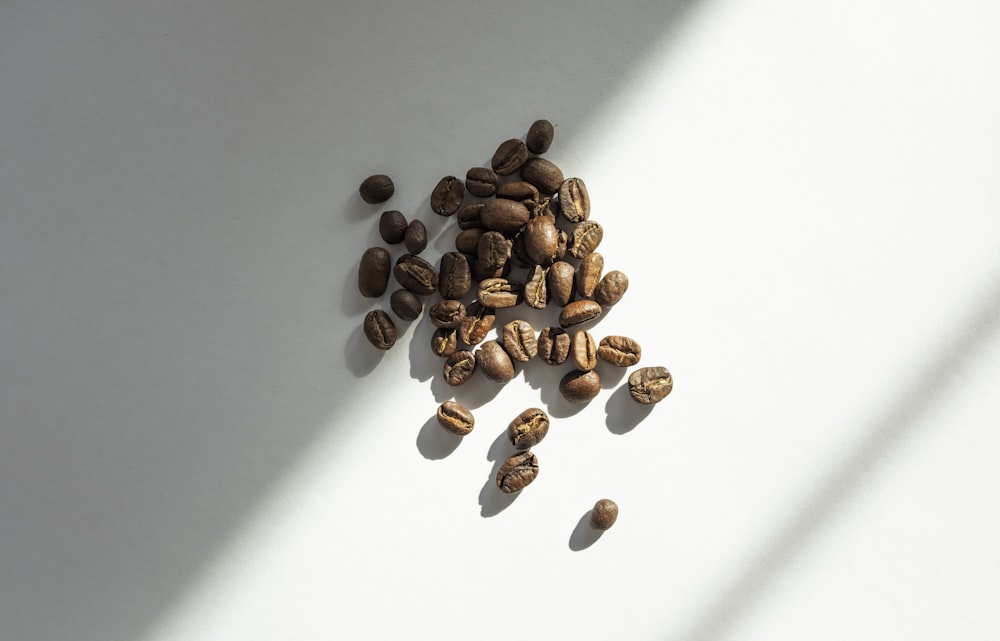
(356, 120, 675, 534)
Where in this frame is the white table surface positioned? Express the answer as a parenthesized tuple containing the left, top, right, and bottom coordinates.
(2, 1, 999, 640)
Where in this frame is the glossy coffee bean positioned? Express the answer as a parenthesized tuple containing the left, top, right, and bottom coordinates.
(593, 270, 629, 307)
(428, 299, 466, 328)
(481, 198, 530, 234)
(389, 288, 422, 321)
(438, 251, 472, 300)
(571, 330, 597, 371)
(576, 252, 604, 299)
(507, 408, 549, 450)
(497, 181, 540, 209)
(403, 219, 427, 254)
(537, 326, 570, 365)
(466, 167, 499, 197)
(478, 277, 523, 309)
(568, 220, 603, 259)
(547, 261, 576, 307)
(558, 177, 590, 223)
(475, 340, 515, 383)
(501, 320, 537, 363)
(458, 302, 495, 346)
(359, 174, 394, 204)
(597, 335, 641, 367)
(430, 175, 465, 216)
(522, 214, 560, 265)
(437, 401, 475, 436)
(628, 367, 673, 404)
(431, 327, 458, 358)
(526, 119, 554, 154)
(358, 247, 391, 298)
(559, 368, 601, 403)
(443, 350, 476, 386)
(394, 254, 438, 295)
(378, 210, 407, 244)
(496, 451, 539, 493)
(491, 138, 528, 176)
(363, 309, 396, 350)
(590, 499, 618, 530)
(520, 157, 564, 194)
(559, 299, 602, 328)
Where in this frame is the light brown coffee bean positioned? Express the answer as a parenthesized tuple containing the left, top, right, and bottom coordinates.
(537, 326, 570, 365)
(576, 252, 604, 299)
(559, 368, 601, 403)
(593, 270, 629, 307)
(458, 302, 495, 346)
(501, 320, 537, 362)
(431, 327, 458, 358)
(568, 220, 603, 259)
(571, 330, 597, 371)
(597, 335, 641, 367)
(478, 277, 523, 309)
(475, 339, 515, 383)
(507, 408, 549, 450)
(522, 214, 560, 265)
(496, 451, 539, 493)
(523, 264, 548, 310)
(628, 366, 673, 404)
(558, 177, 590, 223)
(437, 401, 475, 436)
(443, 350, 476, 385)
(590, 499, 618, 530)
(547, 261, 576, 307)
(559, 299, 602, 328)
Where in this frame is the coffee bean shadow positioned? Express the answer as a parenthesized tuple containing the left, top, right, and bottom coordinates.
(415, 415, 463, 460)
(342, 268, 378, 317)
(344, 324, 387, 377)
(537, 367, 591, 419)
(407, 312, 441, 383)
(604, 383, 655, 434)
(597, 362, 629, 389)
(441, 369, 505, 408)
(348, 190, 388, 221)
(478, 430, 521, 517)
(568, 510, 604, 551)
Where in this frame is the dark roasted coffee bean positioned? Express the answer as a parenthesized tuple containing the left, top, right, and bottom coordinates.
(430, 175, 465, 216)
(597, 335, 641, 367)
(477, 231, 512, 272)
(576, 252, 604, 299)
(507, 408, 549, 450)
(431, 327, 459, 358)
(497, 181, 540, 209)
(481, 198, 530, 234)
(378, 210, 407, 244)
(559, 368, 601, 403)
(475, 339, 515, 383)
(358, 247, 391, 298)
(363, 309, 396, 350)
(594, 270, 629, 307)
(547, 260, 576, 307)
(443, 350, 476, 385)
(569, 220, 603, 259)
(628, 366, 673, 404)
(389, 288, 422, 321)
(501, 320, 537, 363)
(457, 202, 485, 230)
(520, 157, 564, 194)
(537, 326, 570, 365)
(438, 251, 472, 300)
(437, 400, 475, 436)
(458, 302, 495, 346)
(558, 177, 590, 223)
(590, 499, 618, 530)
(478, 277, 523, 309)
(571, 330, 597, 371)
(359, 174, 394, 204)
(525, 119, 554, 154)
(403, 219, 427, 254)
(471, 256, 507, 282)
(491, 138, 528, 176)
(522, 214, 559, 265)
(455, 229, 483, 255)
(559, 299, 602, 328)
(428, 299, 466, 328)
(466, 166, 500, 197)
(523, 264, 548, 310)
(555, 228, 569, 262)
(496, 451, 539, 493)
(393, 254, 438, 295)
(508, 231, 531, 269)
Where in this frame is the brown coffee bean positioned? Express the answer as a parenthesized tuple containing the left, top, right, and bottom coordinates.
(497, 181, 540, 209)
(477, 231, 512, 272)
(457, 202, 485, 230)
(443, 350, 476, 385)
(478, 277, 523, 309)
(431, 327, 458, 357)
(547, 261, 576, 307)
(496, 451, 539, 493)
(378, 210, 407, 244)
(526, 119, 554, 154)
(523, 265, 548, 310)
(628, 366, 673, 404)
(471, 256, 507, 282)
(571, 330, 597, 371)
(437, 400, 475, 436)
(593, 270, 629, 307)
(520, 157, 564, 194)
(393, 254, 438, 295)
(555, 228, 569, 262)
(537, 326, 570, 365)
(359, 174, 394, 204)
(358, 247, 391, 298)
(481, 198, 530, 234)
(558, 177, 590, 223)
(576, 252, 604, 299)
(507, 408, 549, 450)
(430, 175, 465, 216)
(436, 252, 471, 300)
(491, 138, 528, 176)
(363, 309, 396, 350)
(501, 320, 537, 362)
(389, 288, 422, 321)
(475, 339, 515, 383)
(428, 299, 466, 328)
(522, 214, 560, 265)
(568, 220, 603, 259)
(559, 299, 603, 328)
(597, 335, 641, 367)
(590, 499, 618, 530)
(455, 228, 483, 255)
(458, 302, 495, 346)
(403, 219, 427, 254)
(465, 167, 499, 197)
(559, 368, 601, 403)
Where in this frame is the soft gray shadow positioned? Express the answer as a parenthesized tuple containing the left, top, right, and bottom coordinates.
(569, 510, 604, 551)
(605, 383, 656, 434)
(416, 415, 464, 459)
(478, 430, 522, 517)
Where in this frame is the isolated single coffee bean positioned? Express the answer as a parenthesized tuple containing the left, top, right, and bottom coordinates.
(590, 499, 618, 530)
(496, 451, 539, 493)
(571, 330, 597, 371)
(523, 265, 548, 310)
(568, 220, 603, 259)
(363, 309, 396, 350)
(491, 138, 528, 176)
(403, 219, 427, 254)
(501, 319, 537, 362)
(507, 408, 549, 450)
(378, 210, 407, 244)
(443, 350, 477, 386)
(558, 177, 590, 223)
(478, 277, 523, 309)
(430, 175, 465, 216)
(481, 198, 530, 234)
(520, 157, 564, 194)
(428, 299, 466, 328)
(437, 401, 475, 436)
(394, 254, 438, 295)
(537, 326, 570, 365)
(458, 302, 495, 346)
(431, 327, 458, 358)
(359, 174, 394, 204)
(389, 288, 422, 321)
(547, 261, 576, 307)
(576, 252, 604, 299)
(559, 299, 602, 328)
(597, 335, 641, 367)
(438, 251, 472, 300)
(628, 366, 673, 404)
(525, 119, 554, 154)
(559, 368, 601, 403)
(475, 340, 515, 383)
(593, 270, 629, 307)
(466, 166, 499, 197)
(358, 247, 391, 298)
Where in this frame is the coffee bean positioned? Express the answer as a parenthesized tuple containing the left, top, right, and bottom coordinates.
(394, 254, 438, 295)
(481, 198, 530, 234)
(496, 450, 539, 493)
(363, 309, 396, 350)
(571, 330, 597, 371)
(559, 299, 602, 328)
(491, 138, 528, 176)
(522, 214, 559, 265)
(477, 231, 512, 273)
(471, 256, 506, 282)
(478, 277, 523, 309)
(593, 270, 629, 307)
(520, 157, 564, 194)
(437, 401, 475, 436)
(430, 175, 465, 216)
(558, 177, 590, 223)
(523, 264, 548, 310)
(555, 228, 569, 262)
(457, 202, 486, 230)
(466, 166, 499, 197)
(358, 247, 391, 298)
(576, 252, 604, 299)
(389, 288, 422, 321)
(403, 219, 427, 254)
(568, 220, 603, 259)
(525, 119, 554, 154)
(428, 299, 466, 328)
(501, 319, 537, 362)
(359, 174, 394, 204)
(443, 350, 476, 385)
(475, 339, 515, 383)
(458, 302, 495, 346)
(547, 260, 576, 307)
(431, 327, 458, 358)
(628, 366, 673, 404)
(597, 335, 641, 367)
(537, 326, 570, 365)
(590, 499, 618, 530)
(455, 229, 483, 255)
(437, 251, 472, 300)
(496, 181, 540, 209)
(559, 368, 601, 403)
(378, 210, 407, 244)
(507, 407, 549, 450)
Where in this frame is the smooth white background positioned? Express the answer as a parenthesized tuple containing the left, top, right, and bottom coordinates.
(2, 1, 998, 640)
